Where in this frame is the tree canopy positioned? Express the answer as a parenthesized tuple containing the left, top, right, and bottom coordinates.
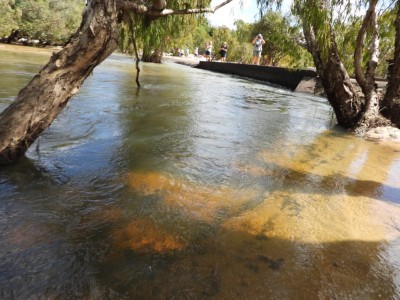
(0, 0, 84, 44)
(0, 0, 314, 68)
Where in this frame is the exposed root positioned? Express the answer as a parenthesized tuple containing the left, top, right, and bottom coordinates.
(363, 126, 400, 141)
(349, 110, 400, 141)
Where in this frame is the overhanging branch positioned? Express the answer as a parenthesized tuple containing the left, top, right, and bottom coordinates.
(116, 0, 233, 18)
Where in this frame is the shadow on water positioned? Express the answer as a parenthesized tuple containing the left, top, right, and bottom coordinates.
(0, 201, 398, 299)
(96, 236, 399, 299)
(0, 156, 71, 187)
(3, 160, 399, 298)
(263, 163, 400, 205)
(250, 130, 400, 206)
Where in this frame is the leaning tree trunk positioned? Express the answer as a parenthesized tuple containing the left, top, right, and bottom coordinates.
(352, 0, 392, 132)
(303, 23, 364, 128)
(0, 0, 119, 164)
(324, 41, 365, 128)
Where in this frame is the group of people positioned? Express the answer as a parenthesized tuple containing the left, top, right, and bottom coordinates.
(202, 33, 265, 65)
(204, 41, 228, 62)
(175, 34, 264, 63)
(175, 47, 190, 57)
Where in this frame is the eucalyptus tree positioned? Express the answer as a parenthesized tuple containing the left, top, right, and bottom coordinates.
(333, 11, 395, 78)
(277, 0, 400, 132)
(0, 0, 233, 164)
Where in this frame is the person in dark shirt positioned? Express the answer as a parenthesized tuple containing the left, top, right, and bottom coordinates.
(219, 42, 228, 62)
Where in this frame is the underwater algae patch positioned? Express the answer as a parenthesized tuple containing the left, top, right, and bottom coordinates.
(4, 220, 51, 251)
(126, 171, 260, 223)
(124, 127, 400, 246)
(120, 130, 400, 258)
(119, 171, 259, 254)
(221, 189, 390, 244)
(224, 130, 400, 244)
(113, 218, 187, 253)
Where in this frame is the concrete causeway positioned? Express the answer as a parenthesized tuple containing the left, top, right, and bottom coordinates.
(196, 61, 318, 91)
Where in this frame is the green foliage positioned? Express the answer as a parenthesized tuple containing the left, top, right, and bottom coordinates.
(191, 21, 211, 53)
(377, 9, 396, 76)
(296, 2, 396, 77)
(234, 20, 252, 43)
(333, 16, 360, 75)
(0, 0, 84, 44)
(251, 11, 312, 67)
(211, 27, 231, 56)
(291, 0, 333, 61)
(289, 0, 397, 77)
(118, 0, 213, 60)
(229, 20, 253, 63)
(210, 25, 251, 63)
(0, 0, 21, 37)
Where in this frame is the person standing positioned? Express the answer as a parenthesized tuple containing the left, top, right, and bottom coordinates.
(205, 41, 213, 61)
(252, 34, 265, 65)
(219, 42, 228, 62)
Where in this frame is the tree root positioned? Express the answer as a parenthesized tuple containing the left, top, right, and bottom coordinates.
(351, 114, 400, 141)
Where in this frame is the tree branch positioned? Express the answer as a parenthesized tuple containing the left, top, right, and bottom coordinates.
(116, 0, 233, 19)
(132, 28, 141, 87)
(354, 0, 378, 93)
(116, 0, 149, 14)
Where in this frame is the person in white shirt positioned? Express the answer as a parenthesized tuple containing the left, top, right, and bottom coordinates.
(251, 34, 265, 65)
(205, 41, 213, 61)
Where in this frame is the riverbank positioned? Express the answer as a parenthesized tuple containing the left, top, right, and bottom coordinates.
(0, 43, 61, 54)
(162, 54, 203, 67)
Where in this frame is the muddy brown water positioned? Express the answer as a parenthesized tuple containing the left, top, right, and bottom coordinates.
(1, 45, 400, 299)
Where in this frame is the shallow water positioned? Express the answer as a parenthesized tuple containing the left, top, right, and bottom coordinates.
(1, 45, 400, 299)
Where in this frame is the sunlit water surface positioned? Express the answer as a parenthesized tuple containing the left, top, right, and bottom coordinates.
(1, 45, 400, 299)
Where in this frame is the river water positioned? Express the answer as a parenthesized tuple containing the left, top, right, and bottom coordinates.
(1, 45, 400, 299)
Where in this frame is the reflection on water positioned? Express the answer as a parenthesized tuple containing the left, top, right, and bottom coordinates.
(1, 45, 400, 299)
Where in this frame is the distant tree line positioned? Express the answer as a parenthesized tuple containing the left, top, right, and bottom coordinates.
(0, 0, 84, 45)
(0, 0, 312, 68)
(2, 0, 394, 75)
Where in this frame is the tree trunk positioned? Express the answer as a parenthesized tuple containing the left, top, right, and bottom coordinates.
(0, 0, 119, 164)
(382, 0, 400, 127)
(324, 41, 364, 128)
(352, 0, 391, 132)
(0, 0, 233, 164)
(150, 48, 163, 63)
(141, 45, 164, 63)
(303, 22, 364, 128)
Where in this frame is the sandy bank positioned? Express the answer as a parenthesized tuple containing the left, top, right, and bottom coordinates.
(0, 43, 61, 55)
(162, 55, 203, 67)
